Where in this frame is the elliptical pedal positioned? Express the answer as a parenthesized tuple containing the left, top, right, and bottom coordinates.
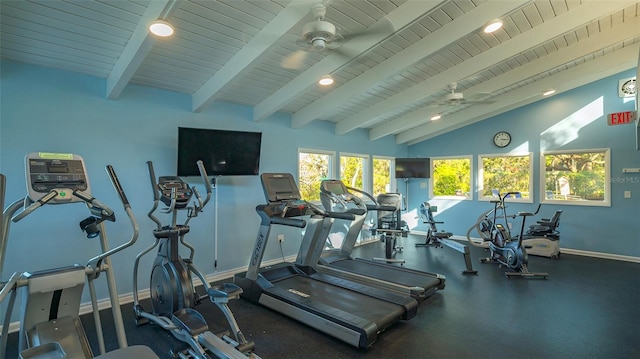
(208, 283, 243, 303)
(172, 308, 209, 336)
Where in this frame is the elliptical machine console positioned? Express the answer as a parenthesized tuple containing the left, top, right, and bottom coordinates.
(157, 176, 193, 208)
(132, 160, 259, 359)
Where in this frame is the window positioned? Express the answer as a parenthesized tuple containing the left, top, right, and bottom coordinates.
(479, 153, 533, 201)
(298, 149, 335, 202)
(430, 156, 472, 199)
(372, 156, 393, 196)
(340, 153, 369, 191)
(541, 149, 610, 206)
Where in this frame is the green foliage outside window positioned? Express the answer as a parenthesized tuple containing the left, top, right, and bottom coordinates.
(432, 158, 471, 197)
(340, 156, 364, 189)
(544, 152, 606, 200)
(481, 155, 531, 198)
(372, 158, 391, 196)
(299, 152, 330, 201)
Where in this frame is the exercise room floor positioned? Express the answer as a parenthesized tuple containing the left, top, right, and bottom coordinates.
(5, 234, 640, 359)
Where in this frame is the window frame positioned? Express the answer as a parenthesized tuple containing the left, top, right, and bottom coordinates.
(372, 155, 395, 196)
(297, 148, 336, 202)
(429, 155, 473, 200)
(339, 152, 370, 193)
(539, 148, 611, 207)
(478, 152, 534, 203)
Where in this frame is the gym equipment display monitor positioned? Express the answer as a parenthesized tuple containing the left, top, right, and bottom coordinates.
(260, 173, 300, 203)
(25, 152, 89, 203)
(395, 158, 430, 178)
(177, 127, 262, 177)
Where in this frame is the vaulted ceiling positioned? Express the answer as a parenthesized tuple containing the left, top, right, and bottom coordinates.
(1, 0, 638, 144)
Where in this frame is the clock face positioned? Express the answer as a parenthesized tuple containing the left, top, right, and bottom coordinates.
(493, 131, 511, 148)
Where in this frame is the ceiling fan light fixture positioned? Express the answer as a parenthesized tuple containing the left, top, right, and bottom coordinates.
(543, 89, 556, 96)
(318, 75, 334, 86)
(430, 114, 442, 121)
(149, 20, 175, 37)
(311, 37, 327, 50)
(483, 19, 503, 33)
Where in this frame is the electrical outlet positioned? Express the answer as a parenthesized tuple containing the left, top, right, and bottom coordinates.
(624, 191, 631, 199)
(277, 234, 284, 243)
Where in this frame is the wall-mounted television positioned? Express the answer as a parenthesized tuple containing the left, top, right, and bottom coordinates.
(177, 127, 262, 177)
(395, 158, 430, 178)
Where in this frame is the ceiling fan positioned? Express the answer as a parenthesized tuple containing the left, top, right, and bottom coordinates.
(430, 82, 496, 107)
(282, 3, 393, 70)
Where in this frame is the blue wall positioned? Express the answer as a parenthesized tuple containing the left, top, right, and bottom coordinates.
(1, 60, 639, 310)
(0, 60, 406, 304)
(407, 69, 640, 258)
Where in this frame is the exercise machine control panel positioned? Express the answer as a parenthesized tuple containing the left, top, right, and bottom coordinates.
(157, 176, 192, 208)
(25, 152, 89, 203)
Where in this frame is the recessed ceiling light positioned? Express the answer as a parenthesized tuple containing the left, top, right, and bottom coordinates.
(483, 19, 503, 33)
(543, 89, 556, 96)
(430, 114, 442, 121)
(149, 20, 175, 37)
(318, 75, 334, 86)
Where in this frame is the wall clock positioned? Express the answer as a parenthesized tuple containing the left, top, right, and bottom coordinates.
(493, 131, 511, 148)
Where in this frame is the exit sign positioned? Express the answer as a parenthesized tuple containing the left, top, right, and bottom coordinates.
(607, 111, 636, 126)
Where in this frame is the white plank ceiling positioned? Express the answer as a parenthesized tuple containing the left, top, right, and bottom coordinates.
(1, 0, 638, 144)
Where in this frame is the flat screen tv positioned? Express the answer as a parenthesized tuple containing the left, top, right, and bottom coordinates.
(395, 158, 430, 178)
(177, 127, 262, 177)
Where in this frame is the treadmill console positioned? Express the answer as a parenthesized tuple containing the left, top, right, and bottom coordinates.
(25, 152, 89, 203)
(320, 180, 348, 196)
(157, 176, 193, 208)
(260, 173, 300, 203)
(260, 173, 322, 217)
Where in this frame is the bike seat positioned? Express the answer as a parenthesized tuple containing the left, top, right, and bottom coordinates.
(517, 211, 534, 217)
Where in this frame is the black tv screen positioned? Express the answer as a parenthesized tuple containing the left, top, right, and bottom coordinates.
(395, 158, 430, 178)
(177, 127, 262, 177)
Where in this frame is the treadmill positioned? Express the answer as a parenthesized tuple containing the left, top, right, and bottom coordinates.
(234, 173, 418, 349)
(318, 179, 446, 301)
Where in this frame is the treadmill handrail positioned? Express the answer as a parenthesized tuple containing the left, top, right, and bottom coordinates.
(271, 216, 306, 228)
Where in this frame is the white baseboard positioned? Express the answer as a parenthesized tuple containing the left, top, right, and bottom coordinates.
(412, 232, 640, 263)
(558, 248, 640, 263)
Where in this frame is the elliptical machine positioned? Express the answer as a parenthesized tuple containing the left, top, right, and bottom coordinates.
(467, 192, 548, 279)
(0, 153, 158, 359)
(132, 160, 259, 359)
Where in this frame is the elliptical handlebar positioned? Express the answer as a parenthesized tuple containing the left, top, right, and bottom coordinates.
(106, 165, 130, 208)
(147, 161, 160, 201)
(72, 189, 115, 217)
(86, 165, 140, 270)
(11, 190, 59, 222)
(194, 160, 212, 212)
(146, 161, 162, 229)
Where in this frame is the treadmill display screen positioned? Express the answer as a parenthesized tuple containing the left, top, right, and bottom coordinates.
(261, 173, 300, 202)
(322, 181, 347, 195)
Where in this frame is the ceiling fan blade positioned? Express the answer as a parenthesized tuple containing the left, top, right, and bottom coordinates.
(282, 50, 309, 70)
(467, 99, 497, 104)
